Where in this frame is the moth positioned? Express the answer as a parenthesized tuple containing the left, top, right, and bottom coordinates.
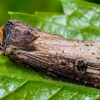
(0, 20, 100, 87)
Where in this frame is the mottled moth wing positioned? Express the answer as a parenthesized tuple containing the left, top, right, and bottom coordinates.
(11, 50, 76, 79)
(0, 20, 100, 87)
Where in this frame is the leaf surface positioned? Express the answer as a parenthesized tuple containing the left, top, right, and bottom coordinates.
(1, 0, 100, 99)
(1, 55, 100, 100)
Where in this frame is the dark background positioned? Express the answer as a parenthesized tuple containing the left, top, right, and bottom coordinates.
(0, 0, 100, 26)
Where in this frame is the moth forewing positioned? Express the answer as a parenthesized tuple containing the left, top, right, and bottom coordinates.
(0, 20, 100, 87)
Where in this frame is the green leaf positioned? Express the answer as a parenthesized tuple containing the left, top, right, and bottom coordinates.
(9, 9, 100, 41)
(0, 0, 100, 99)
(60, 0, 100, 40)
(1, 55, 100, 100)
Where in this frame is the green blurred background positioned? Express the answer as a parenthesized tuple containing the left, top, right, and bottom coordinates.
(0, 0, 100, 26)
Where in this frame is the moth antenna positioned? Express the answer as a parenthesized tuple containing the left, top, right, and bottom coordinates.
(0, 45, 4, 50)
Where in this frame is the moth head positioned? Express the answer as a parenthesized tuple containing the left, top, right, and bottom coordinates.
(0, 26, 4, 45)
(0, 20, 37, 54)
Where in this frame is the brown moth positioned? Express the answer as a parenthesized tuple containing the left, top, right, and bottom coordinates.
(0, 20, 100, 87)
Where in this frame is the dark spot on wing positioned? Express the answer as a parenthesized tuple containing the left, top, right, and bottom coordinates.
(85, 44, 89, 46)
(61, 61, 67, 66)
